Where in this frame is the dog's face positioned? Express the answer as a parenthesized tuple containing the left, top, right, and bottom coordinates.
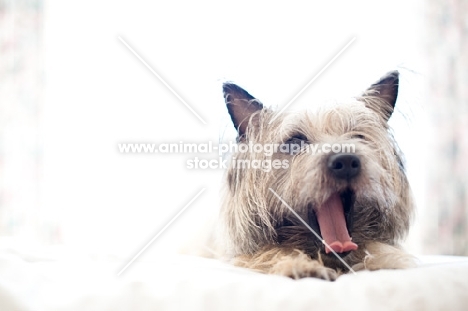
(220, 72, 414, 263)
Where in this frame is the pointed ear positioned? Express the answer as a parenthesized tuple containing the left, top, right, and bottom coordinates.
(223, 83, 263, 137)
(360, 71, 399, 121)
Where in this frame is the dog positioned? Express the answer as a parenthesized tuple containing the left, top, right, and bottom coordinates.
(217, 71, 416, 280)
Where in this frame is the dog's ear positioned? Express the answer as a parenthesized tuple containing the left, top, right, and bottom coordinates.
(360, 71, 399, 121)
(223, 83, 263, 137)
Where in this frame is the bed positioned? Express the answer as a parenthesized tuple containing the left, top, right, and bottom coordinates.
(0, 246, 467, 311)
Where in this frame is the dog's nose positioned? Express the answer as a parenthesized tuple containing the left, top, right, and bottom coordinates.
(328, 153, 361, 180)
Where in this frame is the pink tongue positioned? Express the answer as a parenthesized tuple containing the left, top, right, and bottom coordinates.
(315, 193, 358, 254)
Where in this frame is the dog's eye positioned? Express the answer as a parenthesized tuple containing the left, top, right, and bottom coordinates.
(285, 134, 308, 144)
(289, 133, 308, 142)
(353, 134, 365, 140)
(283, 134, 308, 155)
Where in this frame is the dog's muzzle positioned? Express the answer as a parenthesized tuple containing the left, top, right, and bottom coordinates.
(307, 153, 361, 255)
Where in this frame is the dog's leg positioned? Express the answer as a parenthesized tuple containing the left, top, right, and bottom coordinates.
(232, 246, 338, 281)
(351, 242, 418, 271)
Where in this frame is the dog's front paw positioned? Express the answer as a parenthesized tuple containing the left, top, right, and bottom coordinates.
(351, 243, 418, 271)
(272, 259, 338, 281)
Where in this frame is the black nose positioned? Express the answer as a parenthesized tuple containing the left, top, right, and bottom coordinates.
(328, 153, 361, 180)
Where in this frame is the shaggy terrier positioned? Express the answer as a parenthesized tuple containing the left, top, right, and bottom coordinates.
(219, 71, 416, 280)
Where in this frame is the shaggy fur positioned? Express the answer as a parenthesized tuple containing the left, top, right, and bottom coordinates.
(217, 71, 416, 280)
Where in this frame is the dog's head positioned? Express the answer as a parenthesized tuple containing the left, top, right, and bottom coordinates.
(220, 71, 414, 260)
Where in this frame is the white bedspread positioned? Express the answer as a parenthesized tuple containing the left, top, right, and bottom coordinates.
(0, 249, 467, 311)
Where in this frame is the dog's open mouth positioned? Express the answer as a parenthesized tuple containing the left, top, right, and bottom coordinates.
(310, 189, 358, 254)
